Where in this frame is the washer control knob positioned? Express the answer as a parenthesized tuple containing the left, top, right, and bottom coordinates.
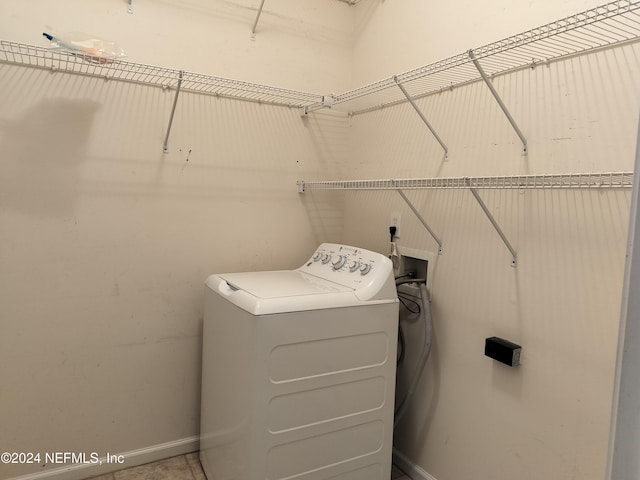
(348, 260, 360, 272)
(359, 263, 372, 275)
(321, 253, 331, 264)
(332, 255, 347, 270)
(312, 252, 322, 262)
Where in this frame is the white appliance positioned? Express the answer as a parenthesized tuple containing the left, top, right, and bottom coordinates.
(200, 243, 399, 480)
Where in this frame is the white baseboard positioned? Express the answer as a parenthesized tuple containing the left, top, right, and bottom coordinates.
(393, 447, 438, 480)
(8, 436, 199, 480)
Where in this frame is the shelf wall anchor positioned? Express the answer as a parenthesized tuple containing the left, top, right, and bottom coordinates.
(466, 178, 517, 267)
(468, 49, 528, 156)
(395, 76, 449, 159)
(251, 0, 267, 39)
(163, 70, 184, 154)
(396, 188, 443, 254)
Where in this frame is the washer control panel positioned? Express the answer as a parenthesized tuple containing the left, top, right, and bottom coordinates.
(298, 243, 393, 287)
(308, 245, 377, 275)
(298, 243, 396, 300)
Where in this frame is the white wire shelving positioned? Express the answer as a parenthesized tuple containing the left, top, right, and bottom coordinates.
(0, 38, 325, 152)
(296, 1, 640, 266)
(298, 172, 634, 267)
(0, 39, 324, 109)
(319, 0, 640, 114)
(297, 172, 634, 192)
(2, 1, 637, 113)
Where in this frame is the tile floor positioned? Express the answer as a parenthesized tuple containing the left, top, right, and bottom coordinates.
(86, 453, 412, 480)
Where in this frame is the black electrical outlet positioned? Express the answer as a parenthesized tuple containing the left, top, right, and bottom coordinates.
(485, 337, 521, 367)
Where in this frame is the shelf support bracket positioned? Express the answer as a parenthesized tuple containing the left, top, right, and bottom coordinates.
(396, 188, 443, 254)
(163, 70, 184, 154)
(466, 179, 517, 267)
(251, 0, 267, 39)
(394, 76, 448, 159)
(468, 49, 528, 156)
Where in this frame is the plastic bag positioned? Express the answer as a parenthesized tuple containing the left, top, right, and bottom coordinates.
(43, 32, 126, 64)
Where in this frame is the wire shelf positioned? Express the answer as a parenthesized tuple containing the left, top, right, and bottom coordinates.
(3, 1, 635, 112)
(0, 39, 324, 108)
(327, 0, 640, 114)
(298, 172, 634, 191)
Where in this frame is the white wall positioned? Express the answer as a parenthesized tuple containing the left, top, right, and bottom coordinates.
(0, 1, 350, 478)
(345, 1, 639, 480)
(1, 0, 355, 94)
(353, 0, 608, 86)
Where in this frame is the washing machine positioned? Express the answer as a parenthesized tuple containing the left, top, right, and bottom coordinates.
(199, 243, 399, 480)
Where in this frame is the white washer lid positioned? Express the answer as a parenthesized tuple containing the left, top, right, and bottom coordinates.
(206, 271, 392, 315)
(219, 270, 353, 298)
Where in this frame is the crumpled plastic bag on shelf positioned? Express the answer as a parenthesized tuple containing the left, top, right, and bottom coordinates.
(43, 32, 126, 64)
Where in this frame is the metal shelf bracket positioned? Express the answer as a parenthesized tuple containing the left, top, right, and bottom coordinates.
(251, 0, 267, 40)
(466, 178, 517, 267)
(468, 49, 528, 156)
(163, 70, 184, 154)
(396, 187, 443, 254)
(394, 76, 449, 159)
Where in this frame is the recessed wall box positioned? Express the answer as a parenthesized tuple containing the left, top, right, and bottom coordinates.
(398, 247, 436, 290)
(485, 337, 521, 367)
